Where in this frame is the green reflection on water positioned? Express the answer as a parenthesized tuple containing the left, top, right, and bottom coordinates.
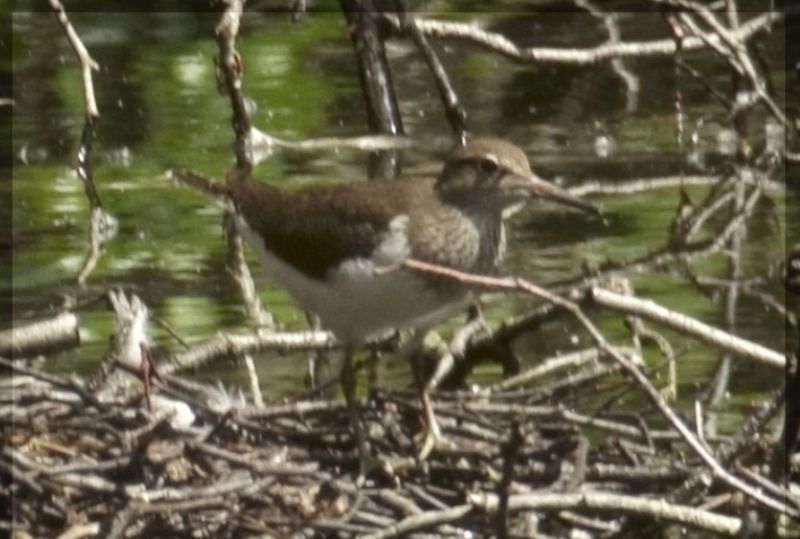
(8, 10, 790, 432)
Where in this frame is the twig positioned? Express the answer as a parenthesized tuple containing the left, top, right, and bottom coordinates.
(394, 0, 468, 143)
(653, 0, 788, 128)
(159, 328, 336, 376)
(568, 173, 782, 197)
(241, 354, 264, 407)
(76, 206, 117, 285)
(361, 504, 473, 539)
(588, 286, 784, 368)
(55, 522, 101, 539)
(224, 213, 273, 328)
(48, 0, 99, 120)
(341, 0, 404, 137)
(574, 0, 640, 111)
(48, 3, 114, 285)
(487, 347, 627, 394)
(0, 356, 107, 411)
(495, 421, 523, 539)
(215, 0, 252, 170)
(470, 491, 743, 536)
(380, 11, 778, 65)
(0, 312, 79, 358)
(250, 130, 413, 152)
(399, 258, 796, 518)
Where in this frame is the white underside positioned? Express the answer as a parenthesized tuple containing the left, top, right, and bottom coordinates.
(234, 214, 470, 343)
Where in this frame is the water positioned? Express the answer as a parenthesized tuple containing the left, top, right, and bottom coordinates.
(8, 9, 791, 433)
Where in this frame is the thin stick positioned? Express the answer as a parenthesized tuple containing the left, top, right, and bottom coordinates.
(49, 0, 99, 120)
(399, 258, 796, 519)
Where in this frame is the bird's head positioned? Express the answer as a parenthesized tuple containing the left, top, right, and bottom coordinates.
(436, 138, 598, 216)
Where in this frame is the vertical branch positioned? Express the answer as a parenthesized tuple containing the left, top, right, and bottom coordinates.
(74, 117, 113, 287)
(340, 0, 404, 136)
(664, 13, 686, 152)
(242, 354, 264, 406)
(224, 214, 274, 328)
(215, 0, 253, 172)
(214, 2, 273, 332)
(495, 421, 523, 539)
(704, 177, 746, 414)
(395, 0, 468, 144)
(75, 121, 102, 211)
(574, 0, 640, 112)
(340, 0, 404, 179)
(49, 0, 116, 285)
(703, 0, 753, 415)
(49, 0, 99, 121)
(770, 247, 800, 508)
(651, 0, 788, 129)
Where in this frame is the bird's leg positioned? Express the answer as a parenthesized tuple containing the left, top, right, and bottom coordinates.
(304, 312, 335, 399)
(138, 342, 162, 411)
(402, 331, 448, 460)
(341, 344, 371, 481)
(367, 344, 383, 399)
(414, 307, 490, 459)
(304, 312, 321, 391)
(417, 334, 449, 460)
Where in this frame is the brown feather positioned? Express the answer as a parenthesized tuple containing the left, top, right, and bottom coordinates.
(227, 177, 433, 280)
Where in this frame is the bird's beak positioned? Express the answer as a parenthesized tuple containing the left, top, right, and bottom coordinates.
(520, 173, 600, 215)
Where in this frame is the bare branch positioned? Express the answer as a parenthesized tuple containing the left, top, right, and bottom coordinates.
(380, 11, 778, 65)
(398, 258, 796, 519)
(589, 286, 784, 368)
(0, 312, 79, 358)
(215, 0, 252, 170)
(49, 0, 99, 120)
(470, 491, 742, 536)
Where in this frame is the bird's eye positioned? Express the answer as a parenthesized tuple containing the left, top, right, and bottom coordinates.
(477, 158, 499, 176)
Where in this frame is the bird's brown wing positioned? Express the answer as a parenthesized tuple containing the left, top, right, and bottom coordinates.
(228, 178, 420, 280)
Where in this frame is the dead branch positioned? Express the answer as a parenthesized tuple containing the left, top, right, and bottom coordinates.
(48, 0, 99, 120)
(0, 312, 79, 358)
(399, 258, 796, 519)
(589, 286, 784, 368)
(380, 11, 778, 65)
(470, 491, 743, 536)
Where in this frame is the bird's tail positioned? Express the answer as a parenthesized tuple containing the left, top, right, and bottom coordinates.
(170, 169, 233, 208)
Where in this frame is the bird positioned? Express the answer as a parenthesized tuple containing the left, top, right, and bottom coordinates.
(174, 137, 598, 475)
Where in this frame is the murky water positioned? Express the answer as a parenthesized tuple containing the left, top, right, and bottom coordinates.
(8, 9, 792, 433)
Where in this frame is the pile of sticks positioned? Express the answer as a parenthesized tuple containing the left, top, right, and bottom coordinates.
(3, 346, 793, 538)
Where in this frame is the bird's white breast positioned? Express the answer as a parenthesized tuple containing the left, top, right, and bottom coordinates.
(234, 214, 469, 344)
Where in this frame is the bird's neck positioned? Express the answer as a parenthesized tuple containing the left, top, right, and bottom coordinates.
(460, 206, 507, 274)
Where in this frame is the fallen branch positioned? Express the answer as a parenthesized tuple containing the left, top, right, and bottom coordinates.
(0, 312, 79, 358)
(49, 0, 99, 120)
(399, 258, 796, 519)
(380, 11, 777, 65)
(470, 491, 743, 536)
(589, 286, 785, 368)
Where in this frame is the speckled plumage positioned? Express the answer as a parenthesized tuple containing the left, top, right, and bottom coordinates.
(181, 138, 594, 343)
(174, 138, 597, 467)
(226, 176, 491, 342)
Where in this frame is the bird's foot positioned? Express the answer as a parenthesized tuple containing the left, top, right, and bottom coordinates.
(355, 452, 378, 487)
(416, 421, 442, 461)
(415, 403, 456, 460)
(355, 451, 398, 488)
